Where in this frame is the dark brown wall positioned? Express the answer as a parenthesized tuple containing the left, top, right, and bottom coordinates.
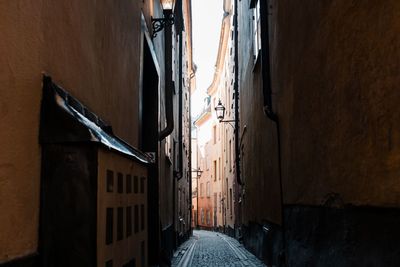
(239, 0, 400, 226)
(272, 0, 400, 207)
(238, 0, 400, 265)
(238, 0, 282, 227)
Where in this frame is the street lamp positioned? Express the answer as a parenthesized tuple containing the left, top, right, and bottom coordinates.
(215, 99, 226, 121)
(214, 99, 235, 128)
(151, 0, 175, 38)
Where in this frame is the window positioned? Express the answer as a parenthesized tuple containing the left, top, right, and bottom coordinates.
(134, 176, 139, 193)
(126, 207, 132, 237)
(219, 193, 221, 213)
(214, 193, 217, 213)
(166, 135, 171, 158)
(206, 182, 210, 197)
(229, 140, 232, 171)
(140, 204, 145, 231)
(106, 208, 113, 245)
(231, 140, 235, 170)
(252, 0, 261, 61)
(226, 179, 229, 209)
(218, 158, 221, 180)
(178, 188, 181, 214)
(200, 183, 204, 197)
(213, 160, 217, 181)
(230, 188, 233, 216)
(106, 170, 114, 192)
(225, 130, 228, 155)
(134, 205, 139, 233)
(140, 176, 145, 194)
(213, 125, 217, 144)
(117, 207, 123, 241)
(126, 174, 132, 194)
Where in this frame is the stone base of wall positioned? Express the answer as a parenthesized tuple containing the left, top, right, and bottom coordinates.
(160, 224, 175, 265)
(177, 230, 191, 247)
(285, 205, 400, 267)
(243, 205, 400, 267)
(242, 220, 283, 266)
(0, 254, 38, 267)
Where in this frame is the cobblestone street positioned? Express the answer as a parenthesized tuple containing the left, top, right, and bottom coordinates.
(172, 230, 265, 267)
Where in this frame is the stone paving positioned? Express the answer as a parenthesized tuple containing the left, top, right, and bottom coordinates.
(172, 230, 266, 267)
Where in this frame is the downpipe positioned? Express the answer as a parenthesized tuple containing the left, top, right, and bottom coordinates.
(159, 10, 174, 141)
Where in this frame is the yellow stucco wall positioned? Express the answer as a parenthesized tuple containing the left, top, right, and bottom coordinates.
(0, 0, 151, 262)
(97, 148, 148, 267)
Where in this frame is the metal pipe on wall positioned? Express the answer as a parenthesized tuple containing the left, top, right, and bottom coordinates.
(159, 9, 175, 141)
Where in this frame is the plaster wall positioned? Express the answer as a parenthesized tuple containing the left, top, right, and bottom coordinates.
(0, 0, 155, 262)
(271, 0, 400, 207)
(97, 149, 148, 267)
(237, 0, 282, 226)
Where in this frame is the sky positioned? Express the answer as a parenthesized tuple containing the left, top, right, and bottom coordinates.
(191, 0, 224, 117)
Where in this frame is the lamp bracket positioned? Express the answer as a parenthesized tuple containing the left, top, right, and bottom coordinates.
(218, 119, 235, 130)
(151, 14, 174, 38)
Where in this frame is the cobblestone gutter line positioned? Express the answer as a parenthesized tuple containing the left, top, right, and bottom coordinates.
(172, 235, 197, 267)
(218, 234, 266, 267)
(176, 239, 197, 267)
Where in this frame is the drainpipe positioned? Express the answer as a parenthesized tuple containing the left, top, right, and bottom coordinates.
(178, 33, 183, 179)
(189, 72, 195, 233)
(234, 0, 242, 187)
(259, 0, 286, 265)
(233, 0, 244, 240)
(159, 9, 174, 141)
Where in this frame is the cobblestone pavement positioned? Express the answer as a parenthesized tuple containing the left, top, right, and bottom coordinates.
(172, 230, 266, 267)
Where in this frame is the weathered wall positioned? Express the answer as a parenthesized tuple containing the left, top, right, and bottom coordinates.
(238, 0, 400, 265)
(42, 0, 143, 147)
(272, 0, 400, 207)
(237, 0, 282, 228)
(0, 1, 43, 262)
(0, 0, 153, 263)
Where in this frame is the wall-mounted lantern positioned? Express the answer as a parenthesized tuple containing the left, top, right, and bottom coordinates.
(215, 99, 235, 129)
(151, 0, 175, 38)
(215, 99, 226, 121)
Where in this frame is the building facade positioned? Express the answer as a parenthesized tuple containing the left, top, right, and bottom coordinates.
(193, 101, 214, 229)
(0, 0, 193, 266)
(236, 0, 400, 266)
(192, 0, 237, 234)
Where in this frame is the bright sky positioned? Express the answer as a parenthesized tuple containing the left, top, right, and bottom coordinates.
(191, 0, 224, 117)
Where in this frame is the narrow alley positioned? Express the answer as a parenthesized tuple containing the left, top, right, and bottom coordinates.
(1, 0, 400, 267)
(172, 231, 265, 267)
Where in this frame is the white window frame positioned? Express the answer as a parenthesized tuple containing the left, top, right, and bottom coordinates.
(252, 0, 261, 62)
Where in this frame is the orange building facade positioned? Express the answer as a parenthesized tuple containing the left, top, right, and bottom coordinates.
(192, 0, 236, 234)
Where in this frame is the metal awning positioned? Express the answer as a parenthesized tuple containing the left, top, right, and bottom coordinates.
(40, 75, 153, 165)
